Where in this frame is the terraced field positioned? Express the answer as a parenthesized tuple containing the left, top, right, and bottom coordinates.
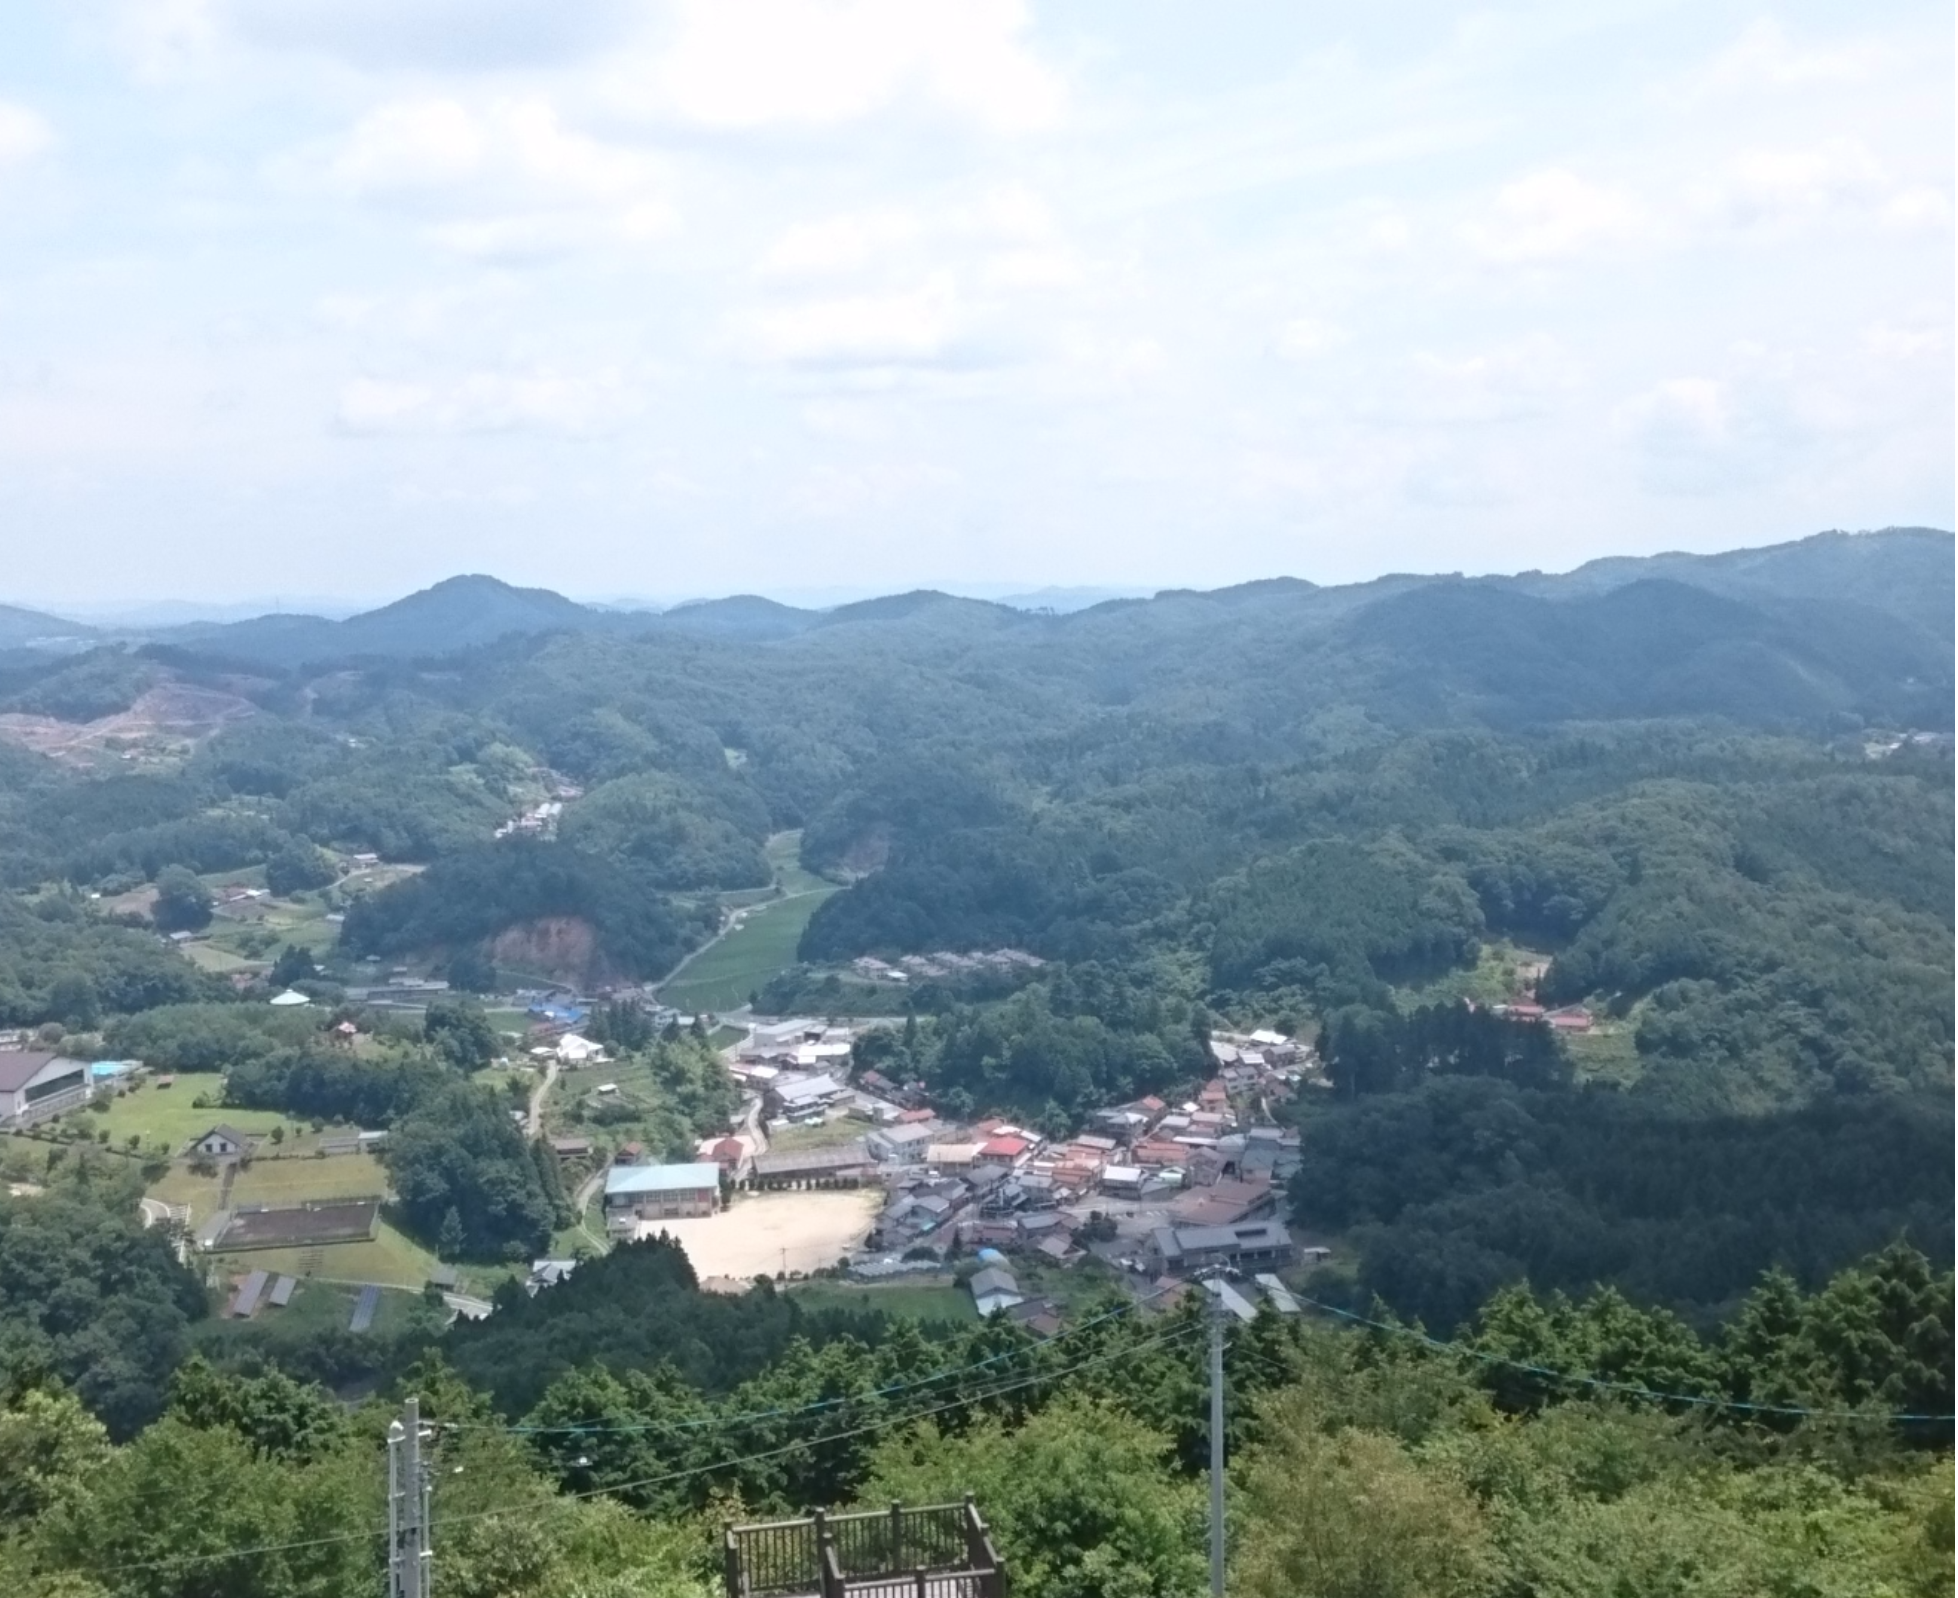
(660, 831, 838, 1013)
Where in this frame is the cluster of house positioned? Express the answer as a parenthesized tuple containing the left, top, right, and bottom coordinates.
(1488, 1000, 1594, 1032)
(563, 1017, 1329, 1302)
(495, 798, 566, 840)
(847, 949, 1045, 985)
(729, 1019, 860, 1121)
(344, 975, 452, 1009)
(210, 884, 271, 917)
(513, 989, 694, 1067)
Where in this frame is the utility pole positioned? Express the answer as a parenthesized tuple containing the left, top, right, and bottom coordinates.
(388, 1396, 432, 1598)
(1207, 1282, 1228, 1598)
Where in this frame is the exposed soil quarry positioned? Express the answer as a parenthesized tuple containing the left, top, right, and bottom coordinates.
(490, 916, 615, 986)
(0, 680, 257, 767)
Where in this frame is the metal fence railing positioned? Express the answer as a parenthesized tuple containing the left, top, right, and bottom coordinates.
(726, 1500, 1005, 1598)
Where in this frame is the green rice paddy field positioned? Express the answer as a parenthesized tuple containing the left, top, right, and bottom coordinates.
(660, 833, 839, 1012)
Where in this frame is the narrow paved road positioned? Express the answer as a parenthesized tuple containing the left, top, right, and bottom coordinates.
(571, 1166, 610, 1253)
(527, 1059, 559, 1137)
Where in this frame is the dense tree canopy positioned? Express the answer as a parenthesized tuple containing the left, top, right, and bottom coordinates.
(0, 1187, 209, 1440)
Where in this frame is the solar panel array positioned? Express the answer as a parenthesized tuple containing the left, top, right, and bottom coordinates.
(268, 1275, 297, 1308)
(349, 1283, 381, 1332)
(231, 1269, 269, 1318)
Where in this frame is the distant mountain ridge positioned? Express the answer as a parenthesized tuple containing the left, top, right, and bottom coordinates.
(9, 529, 1949, 690)
(0, 604, 99, 652)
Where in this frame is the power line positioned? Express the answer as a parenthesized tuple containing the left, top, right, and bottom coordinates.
(89, 1320, 1205, 1579)
(431, 1321, 1208, 1535)
(1286, 1290, 1955, 1423)
(446, 1288, 1183, 1439)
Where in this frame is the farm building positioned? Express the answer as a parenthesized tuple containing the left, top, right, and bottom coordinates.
(769, 1072, 847, 1118)
(1151, 1220, 1296, 1275)
(0, 1052, 89, 1127)
(969, 1266, 1025, 1317)
(749, 1145, 872, 1190)
(603, 1161, 722, 1221)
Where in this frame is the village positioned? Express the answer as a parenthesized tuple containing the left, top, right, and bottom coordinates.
(0, 940, 1596, 1337)
(531, 1008, 1333, 1326)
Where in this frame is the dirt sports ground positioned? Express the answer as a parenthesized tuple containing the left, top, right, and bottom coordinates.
(636, 1190, 881, 1286)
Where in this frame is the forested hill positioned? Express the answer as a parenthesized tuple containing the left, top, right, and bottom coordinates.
(25, 524, 1953, 678)
(0, 524, 1949, 1351)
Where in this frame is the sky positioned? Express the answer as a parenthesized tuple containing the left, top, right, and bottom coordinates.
(0, 0, 1951, 610)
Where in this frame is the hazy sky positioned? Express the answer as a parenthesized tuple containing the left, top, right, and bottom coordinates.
(1, 1, 1951, 607)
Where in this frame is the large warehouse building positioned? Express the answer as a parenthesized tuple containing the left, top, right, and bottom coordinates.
(0, 1052, 89, 1127)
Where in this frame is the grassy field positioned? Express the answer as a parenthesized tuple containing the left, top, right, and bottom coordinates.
(1565, 1021, 1643, 1086)
(1394, 940, 1552, 1012)
(228, 1152, 391, 1207)
(660, 832, 840, 1013)
(768, 830, 835, 896)
(767, 1117, 871, 1153)
(147, 1150, 392, 1229)
(90, 1085, 287, 1158)
(180, 941, 260, 973)
(205, 1217, 440, 1292)
(195, 1275, 441, 1344)
(790, 1281, 976, 1321)
(197, 879, 341, 961)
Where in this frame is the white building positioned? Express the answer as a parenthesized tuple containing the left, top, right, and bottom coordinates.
(770, 1072, 847, 1118)
(867, 1123, 936, 1164)
(0, 1052, 88, 1126)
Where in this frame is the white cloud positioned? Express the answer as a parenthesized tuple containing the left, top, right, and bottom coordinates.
(1686, 139, 1952, 236)
(616, 0, 1065, 133)
(979, 247, 1084, 290)
(1879, 188, 1953, 232)
(738, 276, 964, 367)
(1863, 321, 1950, 361)
(1398, 336, 1579, 424)
(1699, 19, 1893, 93)
(0, 102, 55, 167)
(1461, 168, 1656, 263)
(1612, 367, 1840, 497)
(758, 185, 1065, 283)
(758, 210, 924, 278)
(336, 369, 636, 434)
(787, 459, 960, 518)
(11, 0, 1952, 599)
(1702, 140, 1886, 227)
(1273, 319, 1348, 361)
(328, 100, 485, 195)
(220, 0, 638, 71)
(312, 97, 674, 258)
